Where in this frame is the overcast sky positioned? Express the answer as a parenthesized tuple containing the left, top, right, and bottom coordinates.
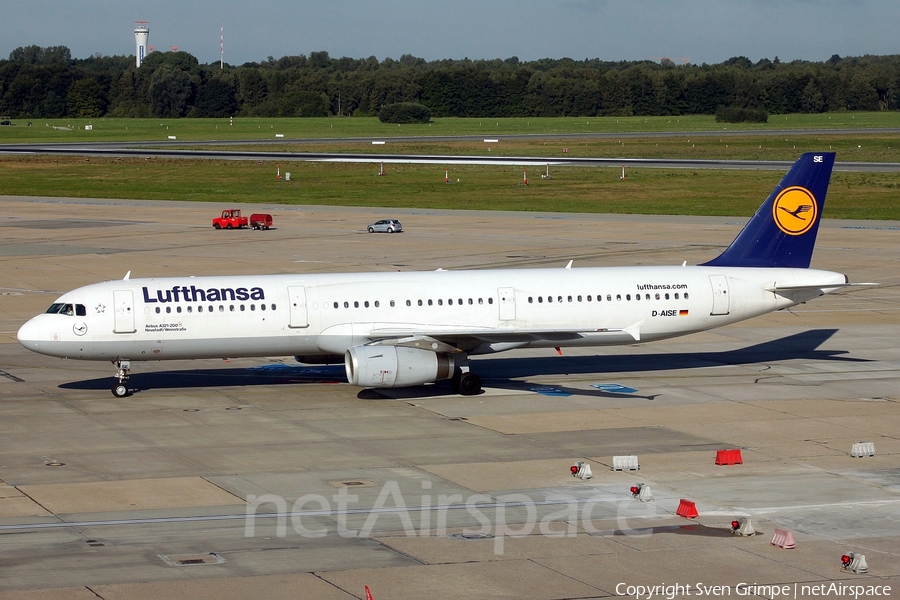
(3, 1, 897, 66)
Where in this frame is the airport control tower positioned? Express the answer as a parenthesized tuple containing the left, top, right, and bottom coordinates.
(134, 21, 149, 67)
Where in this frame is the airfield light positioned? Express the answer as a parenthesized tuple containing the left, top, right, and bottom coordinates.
(630, 486, 639, 495)
(841, 554, 852, 567)
(570, 465, 578, 474)
(731, 520, 740, 531)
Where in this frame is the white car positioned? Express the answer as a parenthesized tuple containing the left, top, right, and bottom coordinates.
(367, 219, 402, 233)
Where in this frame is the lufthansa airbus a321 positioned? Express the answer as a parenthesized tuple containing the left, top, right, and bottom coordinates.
(18, 153, 855, 397)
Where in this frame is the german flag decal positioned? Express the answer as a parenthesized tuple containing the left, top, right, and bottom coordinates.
(679, 309, 689, 316)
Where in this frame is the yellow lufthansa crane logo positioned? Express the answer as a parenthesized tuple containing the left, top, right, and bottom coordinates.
(772, 186, 818, 236)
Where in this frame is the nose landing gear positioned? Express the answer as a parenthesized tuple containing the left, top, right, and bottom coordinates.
(112, 360, 131, 397)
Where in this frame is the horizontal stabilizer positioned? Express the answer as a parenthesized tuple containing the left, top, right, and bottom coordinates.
(765, 281, 876, 296)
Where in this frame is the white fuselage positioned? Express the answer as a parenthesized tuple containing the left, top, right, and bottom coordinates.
(17, 265, 846, 363)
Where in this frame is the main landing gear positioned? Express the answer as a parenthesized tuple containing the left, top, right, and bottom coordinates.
(451, 366, 482, 396)
(112, 359, 131, 397)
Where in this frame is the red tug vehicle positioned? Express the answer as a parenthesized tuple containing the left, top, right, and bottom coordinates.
(212, 209, 248, 229)
(212, 210, 272, 230)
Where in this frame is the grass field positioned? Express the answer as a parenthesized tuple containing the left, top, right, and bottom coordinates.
(1, 155, 897, 220)
(1, 113, 898, 220)
(3, 112, 900, 144)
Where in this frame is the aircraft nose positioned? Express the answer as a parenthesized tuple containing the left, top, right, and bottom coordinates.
(17, 317, 44, 352)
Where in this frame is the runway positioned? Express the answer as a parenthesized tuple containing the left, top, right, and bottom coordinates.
(1, 196, 898, 598)
(2, 130, 900, 171)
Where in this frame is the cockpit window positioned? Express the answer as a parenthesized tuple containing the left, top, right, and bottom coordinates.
(45, 303, 86, 316)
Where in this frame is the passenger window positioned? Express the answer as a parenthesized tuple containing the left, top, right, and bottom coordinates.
(674, 293, 679, 300)
(334, 302, 339, 309)
(198, 306, 203, 313)
(577, 295, 582, 302)
(607, 294, 612, 301)
(636, 295, 640, 301)
(528, 297, 533, 303)
(155, 307, 160, 314)
(627, 294, 632, 301)
(166, 307, 171, 314)
(488, 298, 493, 304)
(418, 299, 423, 306)
(587, 295, 592, 302)
(251, 304, 256, 311)
(240, 305, 245, 311)
(548, 296, 553, 303)
(354, 301, 359, 308)
(684, 292, 690, 299)
(261, 304, 266, 311)
(468, 298, 473, 305)
(229, 305, 235, 312)
(656, 293, 660, 300)
(219, 305, 225, 312)
(616, 294, 622, 301)
(568, 296, 572, 302)
(458, 298, 463, 305)
(665, 293, 670, 300)
(375, 301, 380, 308)
(439, 299, 444, 306)
(478, 298, 483, 305)
(344, 301, 349, 308)
(187, 306, 192, 313)
(270, 304, 276, 310)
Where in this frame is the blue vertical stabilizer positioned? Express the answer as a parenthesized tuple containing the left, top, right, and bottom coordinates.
(701, 152, 835, 268)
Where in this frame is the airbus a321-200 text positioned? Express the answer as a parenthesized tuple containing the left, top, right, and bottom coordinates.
(18, 153, 859, 398)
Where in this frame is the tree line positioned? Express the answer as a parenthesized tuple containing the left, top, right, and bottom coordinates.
(1, 45, 898, 119)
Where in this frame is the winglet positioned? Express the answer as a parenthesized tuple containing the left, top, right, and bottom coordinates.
(702, 153, 835, 268)
(123, 270, 131, 280)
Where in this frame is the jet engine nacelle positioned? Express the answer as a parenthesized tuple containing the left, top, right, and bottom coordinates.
(345, 345, 456, 388)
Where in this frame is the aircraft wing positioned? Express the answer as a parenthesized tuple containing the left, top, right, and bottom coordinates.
(366, 320, 646, 350)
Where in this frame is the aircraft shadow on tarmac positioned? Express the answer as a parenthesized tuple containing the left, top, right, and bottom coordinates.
(58, 329, 867, 396)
